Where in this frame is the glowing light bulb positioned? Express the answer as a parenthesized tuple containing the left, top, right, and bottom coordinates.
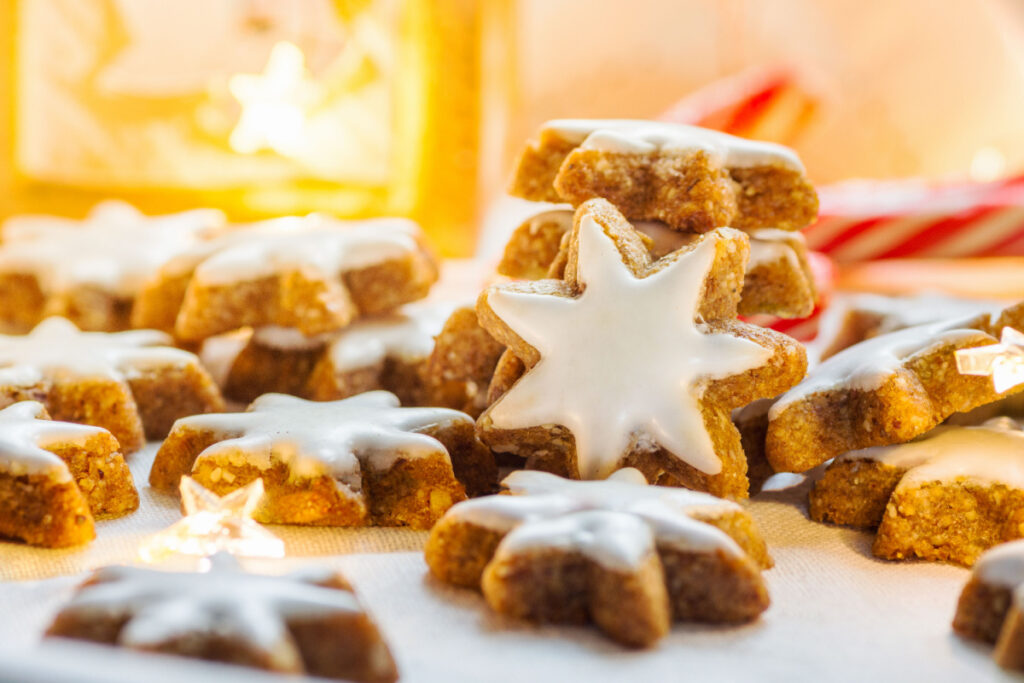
(228, 41, 322, 156)
(138, 477, 285, 563)
(955, 327, 1024, 393)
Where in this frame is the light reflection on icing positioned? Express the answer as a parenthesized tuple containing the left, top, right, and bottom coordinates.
(0, 401, 108, 481)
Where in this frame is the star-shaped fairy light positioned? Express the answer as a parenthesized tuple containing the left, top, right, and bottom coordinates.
(956, 326, 1024, 393)
(138, 477, 284, 563)
(228, 41, 323, 156)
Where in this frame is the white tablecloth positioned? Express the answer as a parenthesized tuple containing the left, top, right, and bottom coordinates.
(0, 443, 1015, 682)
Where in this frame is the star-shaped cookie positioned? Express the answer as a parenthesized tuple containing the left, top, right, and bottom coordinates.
(0, 401, 137, 547)
(426, 469, 771, 647)
(46, 554, 397, 682)
(0, 201, 223, 332)
(476, 199, 806, 498)
(0, 317, 225, 452)
(133, 214, 438, 341)
(151, 391, 495, 527)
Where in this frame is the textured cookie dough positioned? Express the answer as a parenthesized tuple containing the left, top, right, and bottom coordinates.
(510, 119, 818, 233)
(151, 392, 497, 526)
(133, 215, 438, 342)
(46, 554, 397, 682)
(425, 469, 771, 647)
(0, 401, 137, 547)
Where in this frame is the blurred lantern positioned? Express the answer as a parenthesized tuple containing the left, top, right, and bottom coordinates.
(2, 0, 515, 256)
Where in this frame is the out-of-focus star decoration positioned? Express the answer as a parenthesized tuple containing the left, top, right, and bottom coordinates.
(138, 477, 284, 563)
(228, 41, 324, 156)
(956, 327, 1024, 393)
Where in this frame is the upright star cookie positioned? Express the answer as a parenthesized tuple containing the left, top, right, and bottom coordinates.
(476, 199, 806, 498)
(46, 554, 397, 683)
(151, 391, 496, 527)
(767, 304, 1024, 474)
(426, 469, 771, 647)
(133, 214, 438, 341)
(0, 401, 137, 547)
(0, 317, 224, 452)
(0, 201, 223, 332)
(510, 119, 818, 232)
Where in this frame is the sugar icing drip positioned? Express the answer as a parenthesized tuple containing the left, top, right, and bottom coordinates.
(486, 216, 771, 478)
(544, 119, 805, 172)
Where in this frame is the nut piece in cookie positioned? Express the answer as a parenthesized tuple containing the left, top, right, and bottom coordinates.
(476, 199, 806, 498)
(133, 215, 438, 341)
(0, 317, 224, 453)
(150, 391, 496, 526)
(500, 208, 816, 318)
(0, 201, 223, 333)
(46, 554, 397, 682)
(766, 310, 1024, 474)
(509, 119, 818, 232)
(0, 401, 137, 547)
(425, 469, 771, 647)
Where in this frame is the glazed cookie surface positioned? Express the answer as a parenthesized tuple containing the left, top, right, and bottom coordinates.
(0, 401, 137, 547)
(46, 554, 397, 682)
(766, 307, 1024, 474)
(151, 391, 496, 526)
(510, 119, 818, 232)
(477, 199, 806, 498)
(0, 317, 224, 452)
(0, 201, 223, 333)
(133, 214, 438, 341)
(425, 469, 771, 647)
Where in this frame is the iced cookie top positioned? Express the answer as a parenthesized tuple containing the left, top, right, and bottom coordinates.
(56, 554, 363, 656)
(172, 214, 426, 286)
(449, 469, 744, 571)
(0, 317, 197, 386)
(178, 391, 472, 493)
(770, 318, 985, 419)
(542, 119, 805, 172)
(484, 211, 771, 478)
(0, 201, 223, 296)
(0, 401, 111, 481)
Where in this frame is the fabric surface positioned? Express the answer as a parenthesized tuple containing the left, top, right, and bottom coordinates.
(0, 444, 1015, 682)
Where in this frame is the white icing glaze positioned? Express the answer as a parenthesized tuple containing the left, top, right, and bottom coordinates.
(188, 214, 425, 286)
(806, 292, 1005, 366)
(0, 401, 108, 481)
(0, 317, 197, 386)
(0, 201, 223, 296)
(58, 555, 362, 656)
(251, 326, 335, 351)
(485, 214, 772, 478)
(745, 229, 806, 268)
(895, 425, 1024, 489)
(322, 301, 455, 371)
(543, 119, 805, 172)
(449, 468, 742, 570)
(182, 392, 470, 493)
(769, 318, 986, 420)
(975, 540, 1024, 587)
